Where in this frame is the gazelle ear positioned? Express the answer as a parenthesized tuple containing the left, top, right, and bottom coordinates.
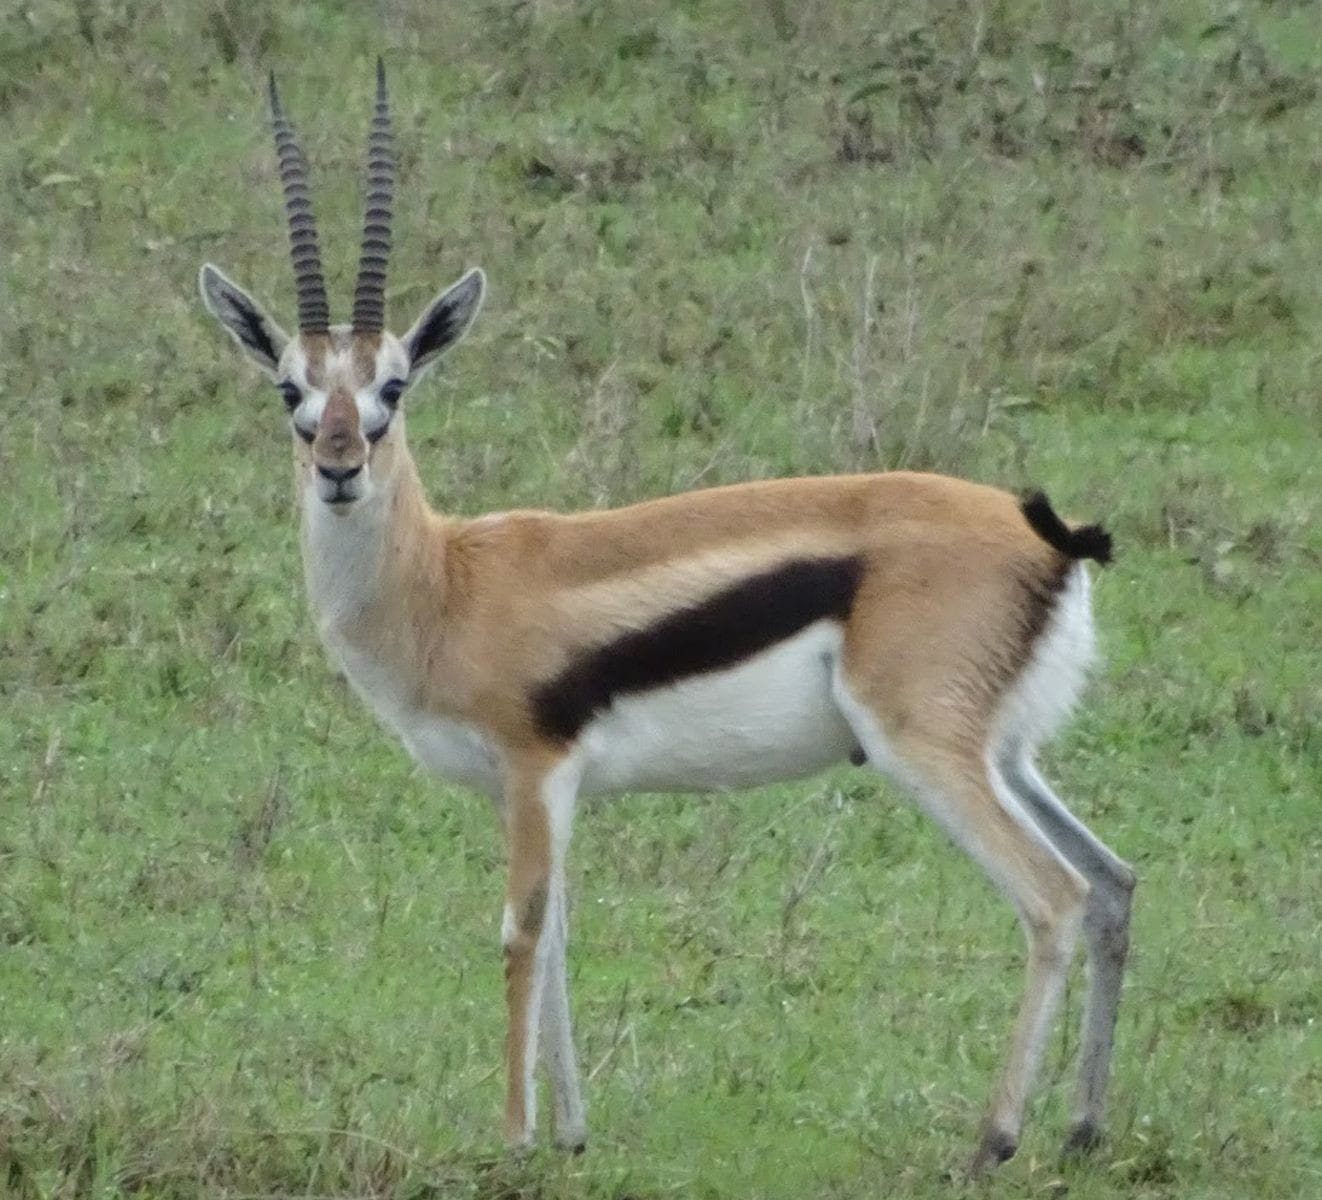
(199, 263, 289, 378)
(402, 268, 485, 380)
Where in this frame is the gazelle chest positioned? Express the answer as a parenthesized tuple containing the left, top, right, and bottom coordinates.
(302, 497, 501, 796)
(320, 628, 502, 797)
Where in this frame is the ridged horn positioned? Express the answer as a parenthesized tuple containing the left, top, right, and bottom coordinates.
(351, 57, 395, 334)
(268, 72, 330, 335)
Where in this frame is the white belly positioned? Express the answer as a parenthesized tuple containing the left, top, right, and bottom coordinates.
(322, 622, 856, 802)
(577, 621, 857, 795)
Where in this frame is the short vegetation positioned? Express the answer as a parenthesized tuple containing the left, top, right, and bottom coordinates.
(1, 1, 1319, 1197)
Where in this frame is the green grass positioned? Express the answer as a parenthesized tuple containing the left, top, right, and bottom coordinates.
(2, 1, 1320, 1197)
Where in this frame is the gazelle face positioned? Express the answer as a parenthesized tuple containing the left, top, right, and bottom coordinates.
(195, 62, 484, 514)
(277, 328, 408, 509)
(199, 266, 486, 513)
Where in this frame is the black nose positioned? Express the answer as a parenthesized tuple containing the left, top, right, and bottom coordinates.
(317, 464, 362, 483)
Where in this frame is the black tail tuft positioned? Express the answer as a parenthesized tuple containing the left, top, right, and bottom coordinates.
(1020, 491, 1113, 565)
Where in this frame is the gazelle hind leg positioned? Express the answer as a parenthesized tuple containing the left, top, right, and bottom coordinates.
(999, 747, 1134, 1155)
(539, 881, 587, 1151)
(834, 682, 1087, 1173)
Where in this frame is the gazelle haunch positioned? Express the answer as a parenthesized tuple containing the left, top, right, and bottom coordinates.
(199, 62, 1134, 1174)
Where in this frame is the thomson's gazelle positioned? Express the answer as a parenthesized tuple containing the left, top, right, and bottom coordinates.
(199, 63, 1134, 1174)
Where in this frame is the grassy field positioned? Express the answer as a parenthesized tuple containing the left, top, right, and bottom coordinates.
(2, 1, 1320, 1196)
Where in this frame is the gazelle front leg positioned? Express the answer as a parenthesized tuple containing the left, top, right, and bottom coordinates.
(500, 754, 580, 1150)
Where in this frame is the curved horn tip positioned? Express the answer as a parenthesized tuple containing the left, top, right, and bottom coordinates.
(352, 56, 395, 333)
(266, 70, 331, 336)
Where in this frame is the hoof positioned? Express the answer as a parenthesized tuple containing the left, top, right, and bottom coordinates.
(1062, 1120, 1102, 1158)
(553, 1119, 587, 1155)
(969, 1128, 1018, 1176)
(503, 1131, 535, 1158)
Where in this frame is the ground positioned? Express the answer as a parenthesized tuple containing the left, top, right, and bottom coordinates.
(1, 2, 1319, 1197)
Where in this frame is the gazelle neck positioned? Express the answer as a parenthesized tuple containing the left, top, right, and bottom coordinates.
(300, 437, 441, 638)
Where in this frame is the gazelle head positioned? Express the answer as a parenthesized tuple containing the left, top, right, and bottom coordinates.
(199, 60, 485, 512)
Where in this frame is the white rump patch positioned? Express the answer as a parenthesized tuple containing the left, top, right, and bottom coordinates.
(994, 564, 1097, 756)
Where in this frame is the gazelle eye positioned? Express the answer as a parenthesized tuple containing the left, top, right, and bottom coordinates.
(379, 378, 406, 408)
(277, 380, 301, 410)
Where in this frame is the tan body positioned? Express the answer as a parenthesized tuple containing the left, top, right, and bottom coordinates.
(314, 465, 1036, 740)
(312, 466, 1066, 784)
(199, 64, 1133, 1174)
(290, 385, 1131, 1169)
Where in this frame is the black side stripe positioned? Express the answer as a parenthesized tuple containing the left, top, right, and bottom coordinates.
(532, 555, 865, 743)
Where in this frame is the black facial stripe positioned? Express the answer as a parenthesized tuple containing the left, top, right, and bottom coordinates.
(531, 555, 865, 743)
(293, 423, 315, 444)
(365, 420, 390, 443)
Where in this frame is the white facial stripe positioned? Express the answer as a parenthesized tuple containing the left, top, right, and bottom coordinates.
(374, 333, 411, 387)
(298, 390, 329, 423)
(356, 390, 391, 433)
(358, 337, 409, 439)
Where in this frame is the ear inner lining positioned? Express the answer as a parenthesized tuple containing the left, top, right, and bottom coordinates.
(233, 300, 278, 364)
(411, 302, 463, 364)
(404, 271, 484, 373)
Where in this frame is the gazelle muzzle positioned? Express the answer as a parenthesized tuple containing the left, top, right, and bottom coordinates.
(310, 388, 368, 505)
(315, 462, 363, 506)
